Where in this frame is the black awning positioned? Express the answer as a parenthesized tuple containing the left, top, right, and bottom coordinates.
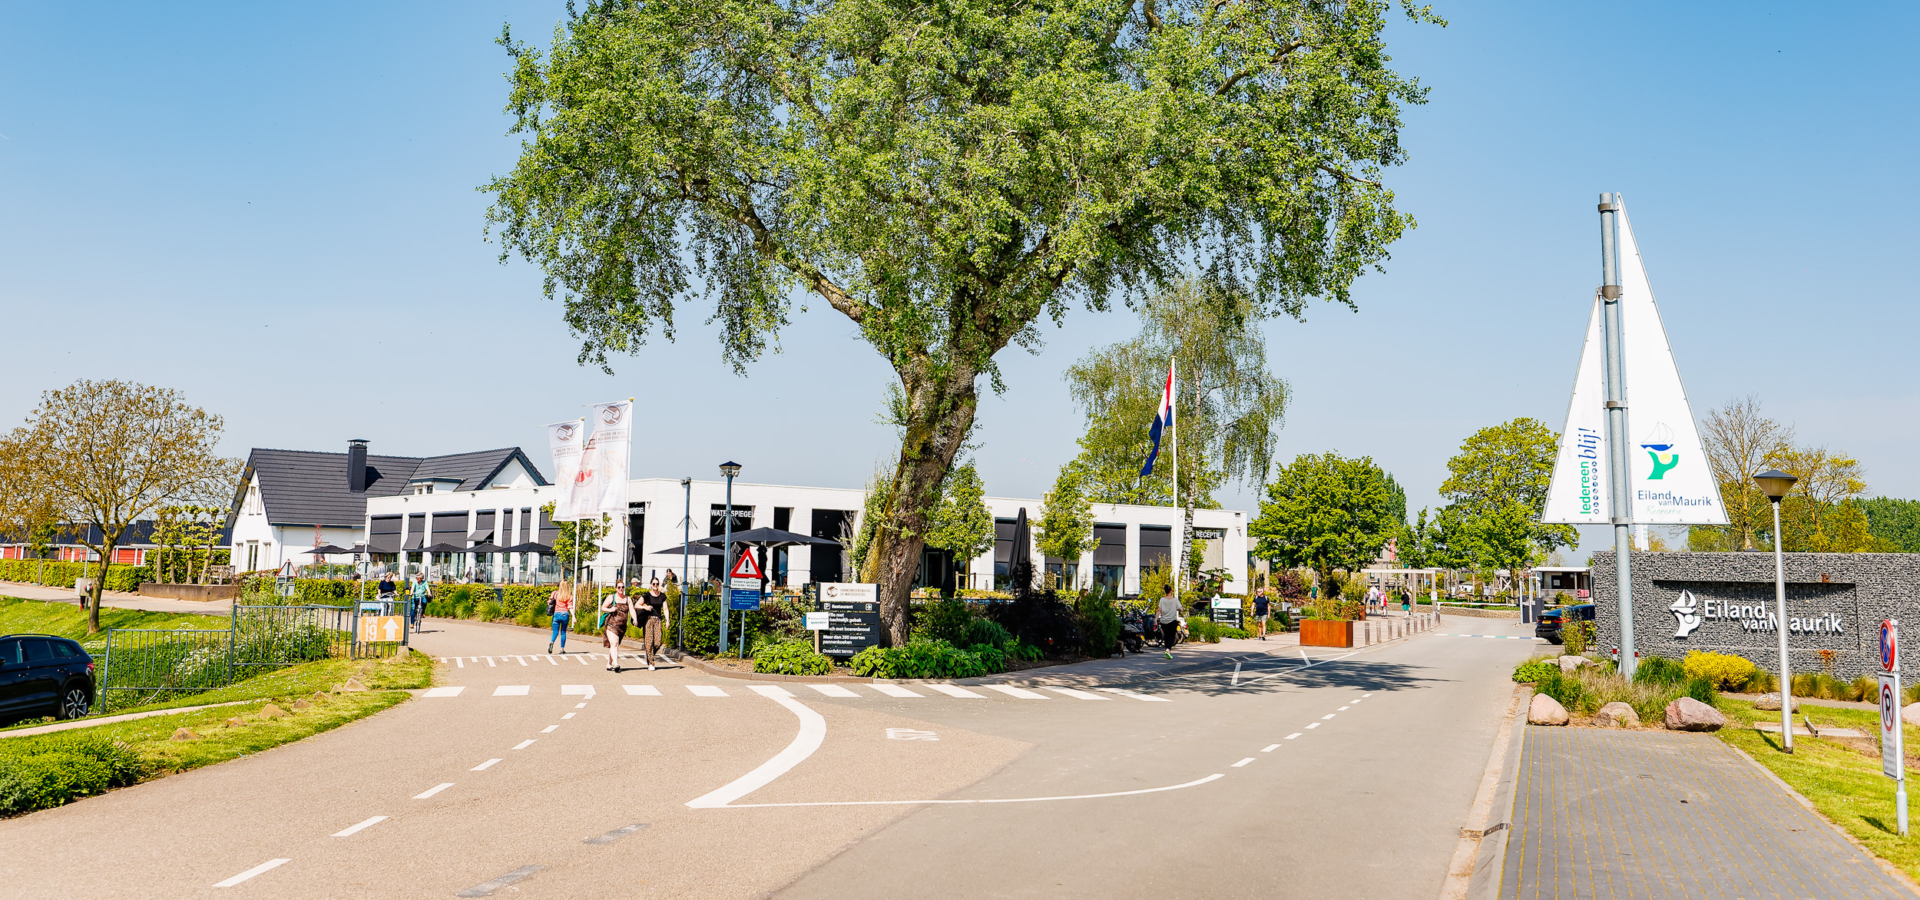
(402, 534, 424, 551)
(468, 529, 494, 543)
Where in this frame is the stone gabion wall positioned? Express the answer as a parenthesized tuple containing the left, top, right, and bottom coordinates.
(1588, 551, 1920, 684)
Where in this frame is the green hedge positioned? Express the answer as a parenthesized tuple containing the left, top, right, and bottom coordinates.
(753, 641, 834, 675)
(0, 733, 149, 817)
(849, 639, 1006, 679)
(0, 560, 151, 592)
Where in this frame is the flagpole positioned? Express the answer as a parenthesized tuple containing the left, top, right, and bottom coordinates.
(1171, 356, 1180, 596)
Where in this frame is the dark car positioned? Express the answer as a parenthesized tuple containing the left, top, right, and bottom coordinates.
(1, 634, 96, 723)
(1536, 604, 1594, 644)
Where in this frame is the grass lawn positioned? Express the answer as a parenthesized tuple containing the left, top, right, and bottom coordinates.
(0, 594, 223, 643)
(0, 650, 434, 816)
(1717, 697, 1920, 880)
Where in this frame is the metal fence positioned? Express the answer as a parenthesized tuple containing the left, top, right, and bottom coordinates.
(101, 603, 407, 699)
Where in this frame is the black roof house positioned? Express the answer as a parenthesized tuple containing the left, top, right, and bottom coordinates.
(229, 440, 549, 531)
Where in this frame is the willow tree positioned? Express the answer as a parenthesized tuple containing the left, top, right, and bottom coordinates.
(486, 0, 1437, 642)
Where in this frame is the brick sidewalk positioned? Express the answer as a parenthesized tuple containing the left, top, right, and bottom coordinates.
(1503, 727, 1914, 898)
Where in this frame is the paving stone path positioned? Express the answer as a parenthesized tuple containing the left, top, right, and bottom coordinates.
(1503, 726, 1916, 899)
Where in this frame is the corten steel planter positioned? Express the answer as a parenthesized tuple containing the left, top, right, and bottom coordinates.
(1300, 619, 1353, 648)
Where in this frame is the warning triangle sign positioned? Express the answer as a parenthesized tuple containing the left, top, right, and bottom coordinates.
(729, 549, 765, 581)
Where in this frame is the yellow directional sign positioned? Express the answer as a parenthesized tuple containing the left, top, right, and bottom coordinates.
(359, 615, 405, 643)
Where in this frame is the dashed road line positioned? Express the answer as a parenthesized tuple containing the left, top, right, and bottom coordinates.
(424, 686, 464, 697)
(472, 759, 502, 771)
(331, 816, 386, 837)
(687, 685, 729, 697)
(809, 685, 860, 698)
(1232, 758, 1255, 768)
(984, 685, 1049, 700)
(1047, 687, 1108, 701)
(928, 684, 985, 699)
(492, 685, 530, 697)
(1285, 733, 1303, 740)
(214, 858, 290, 888)
(562, 713, 575, 720)
(512, 739, 536, 750)
(540, 725, 558, 733)
(872, 684, 922, 698)
(1306, 723, 1320, 729)
(1321, 714, 1336, 720)
(414, 782, 454, 799)
(455, 865, 547, 898)
(1261, 744, 1280, 752)
(622, 685, 661, 696)
(584, 823, 649, 845)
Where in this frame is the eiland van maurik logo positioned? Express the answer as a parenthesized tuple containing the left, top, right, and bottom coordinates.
(1640, 422, 1679, 480)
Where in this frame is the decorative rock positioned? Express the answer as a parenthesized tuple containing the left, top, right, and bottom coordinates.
(1594, 702, 1640, 728)
(1528, 693, 1570, 726)
(311, 691, 330, 702)
(1754, 693, 1800, 713)
(170, 728, 199, 741)
(1557, 655, 1593, 673)
(223, 717, 248, 728)
(258, 703, 288, 719)
(1664, 697, 1727, 732)
(293, 699, 311, 710)
(338, 679, 369, 693)
(1904, 703, 1920, 729)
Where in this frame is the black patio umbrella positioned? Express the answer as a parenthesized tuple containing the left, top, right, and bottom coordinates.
(1008, 507, 1033, 572)
(308, 544, 354, 556)
(469, 542, 504, 554)
(694, 527, 839, 549)
(500, 541, 552, 554)
(420, 542, 468, 554)
(649, 541, 723, 557)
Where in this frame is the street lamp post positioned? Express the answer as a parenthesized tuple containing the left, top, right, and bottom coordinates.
(679, 477, 691, 650)
(719, 462, 741, 656)
(1755, 468, 1799, 753)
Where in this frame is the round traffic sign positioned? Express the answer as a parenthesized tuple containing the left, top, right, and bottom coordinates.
(1885, 682, 1898, 734)
(1883, 620, 1899, 672)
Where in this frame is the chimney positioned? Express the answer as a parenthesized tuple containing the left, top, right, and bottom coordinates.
(347, 439, 368, 493)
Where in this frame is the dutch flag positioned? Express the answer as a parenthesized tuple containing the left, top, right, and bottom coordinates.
(1140, 361, 1174, 477)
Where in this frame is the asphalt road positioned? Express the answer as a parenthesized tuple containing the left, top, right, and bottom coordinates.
(0, 612, 1538, 898)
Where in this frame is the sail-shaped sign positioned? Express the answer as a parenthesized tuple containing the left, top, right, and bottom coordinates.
(1543, 199, 1727, 525)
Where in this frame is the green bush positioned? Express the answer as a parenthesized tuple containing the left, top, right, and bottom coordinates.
(912, 598, 975, 645)
(1633, 655, 1689, 687)
(0, 733, 149, 817)
(1074, 590, 1121, 657)
(1512, 659, 1559, 683)
(1006, 638, 1044, 662)
(1534, 669, 1585, 711)
(968, 643, 1008, 672)
(477, 601, 504, 622)
(848, 640, 999, 679)
(1273, 608, 1295, 632)
(1185, 616, 1224, 643)
(962, 617, 1014, 649)
(753, 640, 834, 675)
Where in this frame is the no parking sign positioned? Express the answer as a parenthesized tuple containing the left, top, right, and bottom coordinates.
(1883, 619, 1899, 672)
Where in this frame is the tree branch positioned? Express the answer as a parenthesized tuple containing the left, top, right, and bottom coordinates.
(1216, 39, 1308, 96)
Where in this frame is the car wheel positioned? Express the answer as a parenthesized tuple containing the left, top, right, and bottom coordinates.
(55, 684, 91, 720)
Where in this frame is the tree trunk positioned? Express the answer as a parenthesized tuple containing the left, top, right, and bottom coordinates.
(86, 535, 119, 635)
(869, 368, 980, 646)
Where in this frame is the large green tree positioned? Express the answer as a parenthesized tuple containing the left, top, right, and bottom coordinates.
(1860, 498, 1920, 553)
(1250, 452, 1400, 588)
(1436, 418, 1574, 585)
(1064, 278, 1290, 572)
(487, 0, 1436, 641)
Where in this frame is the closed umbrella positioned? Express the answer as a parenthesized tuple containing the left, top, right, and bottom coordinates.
(650, 542, 722, 557)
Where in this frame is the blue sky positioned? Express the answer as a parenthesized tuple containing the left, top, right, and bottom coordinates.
(3, 2, 1915, 559)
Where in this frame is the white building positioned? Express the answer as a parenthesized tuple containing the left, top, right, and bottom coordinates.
(361, 475, 1250, 596)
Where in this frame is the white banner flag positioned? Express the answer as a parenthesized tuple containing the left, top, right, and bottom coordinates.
(1541, 200, 1727, 526)
(586, 400, 632, 515)
(547, 419, 586, 521)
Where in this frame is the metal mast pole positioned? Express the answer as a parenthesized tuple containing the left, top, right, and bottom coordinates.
(721, 472, 734, 654)
(680, 477, 691, 649)
(1599, 192, 1637, 678)
(1771, 498, 1792, 753)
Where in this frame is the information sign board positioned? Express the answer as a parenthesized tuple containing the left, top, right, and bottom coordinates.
(805, 612, 831, 631)
(728, 587, 762, 612)
(358, 615, 405, 643)
(819, 583, 881, 657)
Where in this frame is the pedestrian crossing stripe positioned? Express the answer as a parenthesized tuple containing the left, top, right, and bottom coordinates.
(419, 683, 1169, 701)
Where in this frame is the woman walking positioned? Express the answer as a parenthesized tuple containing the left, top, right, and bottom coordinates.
(547, 580, 575, 655)
(601, 582, 633, 672)
(635, 578, 670, 670)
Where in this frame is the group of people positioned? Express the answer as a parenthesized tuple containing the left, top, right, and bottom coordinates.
(375, 572, 433, 632)
(546, 578, 671, 673)
(1362, 583, 1414, 615)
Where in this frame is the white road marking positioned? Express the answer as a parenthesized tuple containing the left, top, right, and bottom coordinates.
(686, 694, 826, 809)
(513, 740, 536, 750)
(545, 655, 558, 665)
(493, 685, 530, 696)
(984, 685, 1049, 700)
(622, 685, 661, 696)
(562, 713, 575, 720)
(424, 686, 465, 697)
(886, 727, 939, 741)
(1338, 706, 1350, 711)
(454, 658, 465, 668)
(414, 783, 455, 799)
(1262, 744, 1280, 752)
(1096, 688, 1173, 702)
(514, 656, 528, 666)
(484, 657, 496, 667)
(1306, 723, 1320, 729)
(1321, 714, 1336, 720)
(1285, 733, 1303, 740)
(561, 685, 596, 698)
(473, 759, 502, 771)
(713, 774, 1228, 809)
(455, 865, 546, 897)
(1361, 692, 1372, 697)
(575, 702, 587, 708)
(541, 725, 558, 733)
(1047, 687, 1108, 701)
(332, 816, 387, 837)
(575, 655, 592, 665)
(808, 685, 860, 698)
(687, 685, 728, 697)
(214, 858, 290, 887)
(927, 684, 985, 698)
(750, 685, 795, 699)
(583, 823, 649, 845)
(872, 684, 922, 698)
(1232, 758, 1255, 768)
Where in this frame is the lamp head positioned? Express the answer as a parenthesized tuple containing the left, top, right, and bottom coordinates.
(719, 461, 742, 478)
(1753, 469, 1798, 502)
